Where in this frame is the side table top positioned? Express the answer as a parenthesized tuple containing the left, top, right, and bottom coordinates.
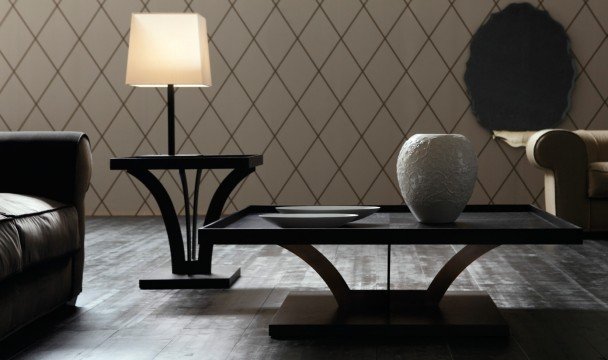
(110, 154, 263, 170)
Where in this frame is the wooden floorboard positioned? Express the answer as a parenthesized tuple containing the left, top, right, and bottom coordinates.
(2, 216, 608, 359)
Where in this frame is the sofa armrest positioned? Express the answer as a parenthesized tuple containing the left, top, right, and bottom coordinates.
(0, 132, 92, 299)
(526, 129, 589, 227)
(0, 132, 92, 209)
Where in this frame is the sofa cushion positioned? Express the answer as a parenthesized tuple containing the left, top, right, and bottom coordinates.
(588, 162, 608, 198)
(0, 193, 79, 268)
(0, 216, 21, 281)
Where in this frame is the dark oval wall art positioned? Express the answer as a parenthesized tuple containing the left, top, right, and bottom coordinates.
(465, 3, 575, 131)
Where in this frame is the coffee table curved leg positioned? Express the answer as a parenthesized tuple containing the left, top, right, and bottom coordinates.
(426, 244, 499, 304)
(127, 169, 186, 273)
(281, 245, 351, 307)
(198, 167, 256, 273)
(270, 243, 508, 338)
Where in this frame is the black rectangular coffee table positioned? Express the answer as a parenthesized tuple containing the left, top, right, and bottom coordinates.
(200, 205, 582, 339)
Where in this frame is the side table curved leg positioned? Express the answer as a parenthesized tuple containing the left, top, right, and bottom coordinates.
(198, 167, 255, 273)
(127, 169, 186, 273)
(177, 169, 203, 263)
(190, 169, 202, 261)
(178, 169, 191, 262)
(204, 167, 255, 224)
(426, 244, 499, 304)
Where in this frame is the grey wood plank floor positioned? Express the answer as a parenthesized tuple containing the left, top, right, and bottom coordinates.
(5, 216, 608, 360)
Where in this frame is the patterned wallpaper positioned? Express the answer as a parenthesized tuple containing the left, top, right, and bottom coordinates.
(0, 0, 607, 216)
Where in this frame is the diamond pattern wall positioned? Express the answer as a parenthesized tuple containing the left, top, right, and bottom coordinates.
(0, 0, 607, 215)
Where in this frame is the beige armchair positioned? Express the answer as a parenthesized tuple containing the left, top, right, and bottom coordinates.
(527, 129, 608, 231)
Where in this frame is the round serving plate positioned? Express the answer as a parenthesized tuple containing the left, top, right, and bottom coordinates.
(259, 213, 358, 228)
(275, 206, 380, 220)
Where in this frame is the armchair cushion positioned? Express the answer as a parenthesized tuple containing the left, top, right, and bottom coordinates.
(0, 193, 79, 268)
(588, 162, 608, 198)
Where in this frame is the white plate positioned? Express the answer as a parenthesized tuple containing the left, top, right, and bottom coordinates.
(276, 206, 380, 220)
(259, 213, 358, 228)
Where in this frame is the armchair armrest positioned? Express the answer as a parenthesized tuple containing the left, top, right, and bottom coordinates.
(526, 129, 589, 227)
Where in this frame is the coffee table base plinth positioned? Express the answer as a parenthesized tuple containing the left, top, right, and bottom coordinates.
(139, 265, 240, 289)
(269, 291, 508, 339)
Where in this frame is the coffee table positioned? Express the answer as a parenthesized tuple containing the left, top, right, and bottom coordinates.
(200, 205, 582, 339)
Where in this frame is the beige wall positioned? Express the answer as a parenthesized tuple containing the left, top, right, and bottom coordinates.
(0, 0, 607, 215)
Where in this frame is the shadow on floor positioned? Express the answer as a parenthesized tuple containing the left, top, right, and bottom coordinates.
(0, 305, 81, 359)
(2, 298, 608, 359)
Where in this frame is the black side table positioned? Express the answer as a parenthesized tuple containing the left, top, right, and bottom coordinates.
(110, 154, 263, 289)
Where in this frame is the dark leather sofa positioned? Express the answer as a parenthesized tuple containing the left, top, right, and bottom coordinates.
(0, 132, 92, 340)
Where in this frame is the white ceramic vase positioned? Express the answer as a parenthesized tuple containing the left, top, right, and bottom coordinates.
(397, 134, 478, 224)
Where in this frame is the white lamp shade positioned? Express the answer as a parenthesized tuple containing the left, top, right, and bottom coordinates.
(126, 13, 212, 87)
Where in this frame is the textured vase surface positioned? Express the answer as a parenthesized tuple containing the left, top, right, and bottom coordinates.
(397, 134, 478, 224)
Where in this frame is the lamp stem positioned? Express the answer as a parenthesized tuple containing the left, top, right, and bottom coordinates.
(167, 84, 175, 156)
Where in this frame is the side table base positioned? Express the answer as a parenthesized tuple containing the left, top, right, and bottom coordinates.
(269, 291, 508, 339)
(139, 265, 240, 289)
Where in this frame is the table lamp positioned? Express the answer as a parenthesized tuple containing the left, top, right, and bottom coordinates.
(126, 13, 212, 156)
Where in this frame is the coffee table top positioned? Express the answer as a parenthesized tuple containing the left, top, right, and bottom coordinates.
(200, 205, 582, 245)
